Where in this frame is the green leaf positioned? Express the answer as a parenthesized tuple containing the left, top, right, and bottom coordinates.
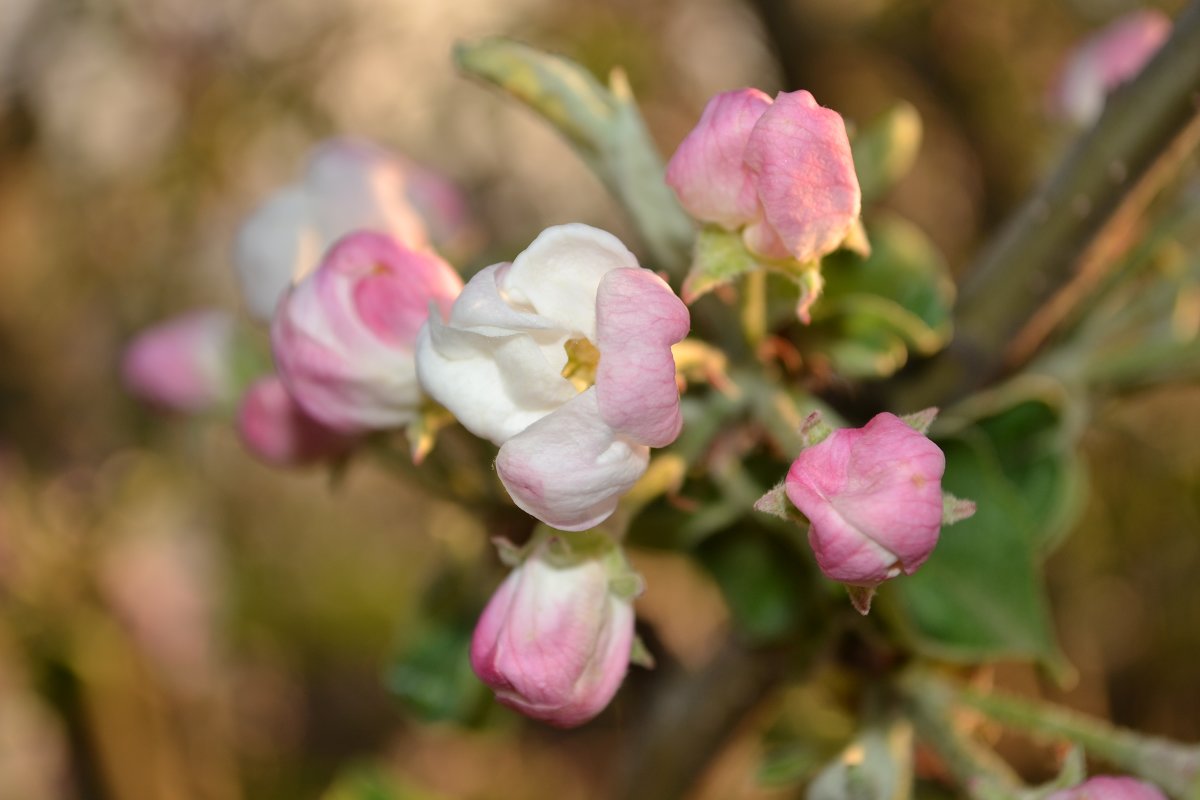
(851, 102, 923, 204)
(887, 436, 1061, 666)
(697, 531, 807, 643)
(802, 214, 954, 379)
(455, 38, 693, 274)
(806, 715, 914, 800)
(386, 621, 488, 724)
(321, 766, 448, 800)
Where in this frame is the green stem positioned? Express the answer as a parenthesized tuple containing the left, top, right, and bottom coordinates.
(957, 684, 1200, 799)
(898, 671, 1024, 800)
(907, 670, 1200, 798)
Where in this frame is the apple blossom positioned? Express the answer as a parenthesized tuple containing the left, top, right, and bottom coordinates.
(271, 230, 462, 433)
(1052, 10, 1171, 126)
(121, 309, 235, 413)
(785, 412, 945, 587)
(1047, 776, 1167, 800)
(666, 89, 861, 264)
(415, 224, 690, 531)
(234, 137, 472, 320)
(236, 375, 354, 466)
(470, 535, 636, 728)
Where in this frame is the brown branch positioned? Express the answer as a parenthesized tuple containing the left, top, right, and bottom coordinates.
(904, 1, 1200, 406)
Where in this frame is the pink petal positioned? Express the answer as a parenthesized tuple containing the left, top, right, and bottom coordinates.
(470, 552, 634, 728)
(786, 413, 944, 585)
(236, 375, 354, 466)
(743, 90, 861, 262)
(595, 268, 690, 447)
(666, 89, 772, 228)
(1047, 776, 1167, 800)
(121, 309, 234, 412)
(495, 390, 649, 531)
(1053, 11, 1171, 124)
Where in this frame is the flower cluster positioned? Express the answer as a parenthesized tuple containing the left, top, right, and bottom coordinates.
(121, 80, 966, 729)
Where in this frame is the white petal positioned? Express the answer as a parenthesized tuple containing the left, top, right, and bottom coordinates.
(233, 186, 322, 320)
(306, 138, 429, 250)
(503, 224, 638, 339)
(415, 315, 576, 445)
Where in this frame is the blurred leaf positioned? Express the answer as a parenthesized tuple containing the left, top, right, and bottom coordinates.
(802, 214, 954, 379)
(386, 621, 488, 724)
(455, 38, 693, 273)
(696, 531, 805, 643)
(886, 387, 1085, 671)
(321, 766, 447, 800)
(806, 715, 914, 800)
(759, 741, 829, 788)
(851, 102, 923, 204)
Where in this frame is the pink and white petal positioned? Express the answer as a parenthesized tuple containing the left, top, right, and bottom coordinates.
(306, 138, 430, 250)
(496, 390, 649, 531)
(503, 224, 640, 339)
(595, 268, 690, 447)
(665, 89, 772, 228)
(233, 186, 322, 320)
(415, 318, 576, 445)
(741, 218, 792, 262)
(744, 90, 861, 262)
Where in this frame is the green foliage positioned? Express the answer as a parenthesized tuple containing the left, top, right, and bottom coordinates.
(851, 102, 924, 204)
(321, 766, 447, 800)
(696, 530, 808, 643)
(886, 384, 1086, 672)
(801, 214, 955, 379)
(386, 621, 489, 724)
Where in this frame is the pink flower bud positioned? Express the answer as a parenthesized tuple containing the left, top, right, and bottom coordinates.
(1047, 776, 1167, 800)
(666, 89, 861, 263)
(121, 309, 235, 413)
(271, 231, 462, 433)
(470, 539, 635, 728)
(236, 375, 355, 466)
(785, 412, 945, 587)
(1052, 11, 1171, 125)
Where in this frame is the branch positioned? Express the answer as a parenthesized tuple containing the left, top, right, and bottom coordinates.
(908, 1, 1200, 404)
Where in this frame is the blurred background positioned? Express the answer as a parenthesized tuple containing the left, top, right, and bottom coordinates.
(0, 0, 1197, 797)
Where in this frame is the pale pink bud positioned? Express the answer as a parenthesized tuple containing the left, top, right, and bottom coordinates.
(1047, 776, 1167, 800)
(1052, 11, 1171, 125)
(121, 309, 235, 413)
(271, 231, 462, 433)
(470, 540, 635, 728)
(666, 89, 861, 263)
(236, 375, 355, 466)
(785, 412, 945, 586)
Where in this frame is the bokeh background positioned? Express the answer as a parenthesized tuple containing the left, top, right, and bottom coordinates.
(0, 0, 1197, 797)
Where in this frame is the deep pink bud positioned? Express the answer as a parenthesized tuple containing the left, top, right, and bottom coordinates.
(469, 540, 635, 728)
(666, 88, 861, 263)
(785, 412, 945, 586)
(121, 310, 234, 413)
(1052, 11, 1171, 125)
(236, 375, 354, 466)
(1047, 776, 1167, 800)
(271, 231, 462, 433)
